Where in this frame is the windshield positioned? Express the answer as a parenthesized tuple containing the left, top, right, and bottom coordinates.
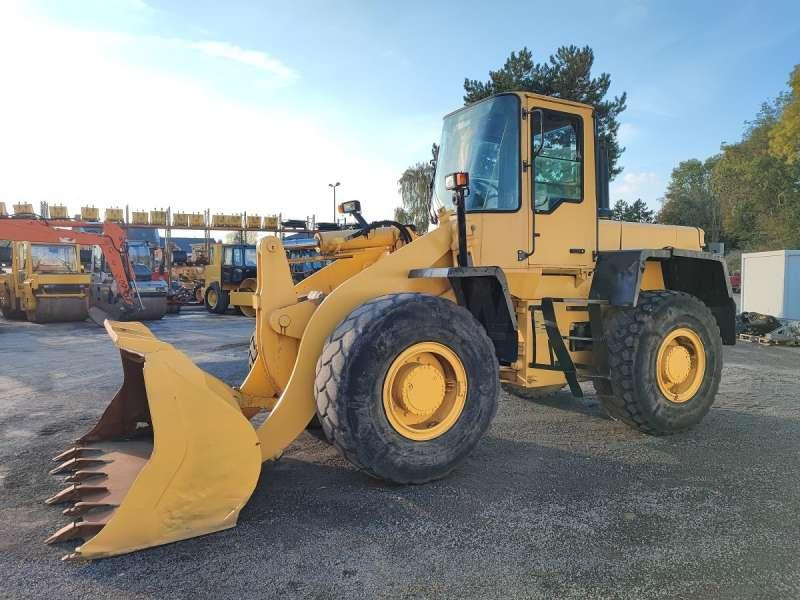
(433, 95, 520, 212)
(129, 244, 153, 270)
(31, 244, 78, 273)
(245, 247, 256, 267)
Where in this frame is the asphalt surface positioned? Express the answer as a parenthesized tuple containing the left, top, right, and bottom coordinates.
(1, 309, 799, 599)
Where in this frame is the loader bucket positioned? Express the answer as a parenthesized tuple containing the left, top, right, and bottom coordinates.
(45, 320, 262, 560)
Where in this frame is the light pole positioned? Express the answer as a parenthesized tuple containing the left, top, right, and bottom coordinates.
(328, 181, 340, 222)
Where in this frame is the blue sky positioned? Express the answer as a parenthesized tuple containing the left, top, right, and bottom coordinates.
(1, 0, 798, 223)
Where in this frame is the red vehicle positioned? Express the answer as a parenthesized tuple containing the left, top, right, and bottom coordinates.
(730, 271, 741, 293)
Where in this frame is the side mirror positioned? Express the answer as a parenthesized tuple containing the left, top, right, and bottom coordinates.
(337, 200, 362, 215)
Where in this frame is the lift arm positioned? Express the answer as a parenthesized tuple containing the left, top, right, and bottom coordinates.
(0, 219, 136, 308)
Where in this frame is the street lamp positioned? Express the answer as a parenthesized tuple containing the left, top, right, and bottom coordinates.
(328, 182, 340, 222)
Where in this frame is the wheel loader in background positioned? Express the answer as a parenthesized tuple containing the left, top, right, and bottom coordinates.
(198, 242, 258, 316)
(0, 240, 90, 322)
(45, 91, 735, 560)
(201, 238, 339, 316)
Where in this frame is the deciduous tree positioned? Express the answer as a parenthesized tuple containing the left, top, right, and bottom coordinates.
(711, 100, 800, 251)
(769, 65, 800, 166)
(395, 144, 438, 233)
(658, 157, 722, 243)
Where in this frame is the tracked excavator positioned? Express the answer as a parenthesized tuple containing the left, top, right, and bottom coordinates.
(0, 219, 164, 322)
(44, 92, 735, 560)
(88, 238, 168, 321)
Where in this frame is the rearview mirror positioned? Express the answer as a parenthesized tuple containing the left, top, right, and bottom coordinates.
(338, 200, 362, 215)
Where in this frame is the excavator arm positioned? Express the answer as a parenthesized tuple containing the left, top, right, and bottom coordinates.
(0, 219, 136, 309)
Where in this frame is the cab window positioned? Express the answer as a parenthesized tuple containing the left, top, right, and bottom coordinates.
(223, 247, 234, 265)
(533, 110, 583, 213)
(435, 95, 521, 212)
(244, 248, 257, 267)
(233, 247, 243, 266)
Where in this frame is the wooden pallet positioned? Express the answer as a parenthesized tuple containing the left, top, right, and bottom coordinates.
(738, 332, 800, 346)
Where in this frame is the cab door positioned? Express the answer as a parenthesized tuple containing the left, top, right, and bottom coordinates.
(439, 93, 530, 271)
(525, 96, 597, 269)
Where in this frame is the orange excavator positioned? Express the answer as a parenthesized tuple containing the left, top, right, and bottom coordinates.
(0, 218, 155, 321)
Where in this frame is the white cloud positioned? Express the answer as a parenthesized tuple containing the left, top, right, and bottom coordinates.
(610, 171, 663, 206)
(186, 41, 296, 81)
(0, 3, 400, 223)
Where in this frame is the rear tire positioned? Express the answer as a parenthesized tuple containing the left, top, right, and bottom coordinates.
(596, 291, 722, 435)
(1, 305, 25, 320)
(1, 288, 26, 320)
(248, 331, 257, 369)
(314, 293, 499, 484)
(204, 283, 229, 314)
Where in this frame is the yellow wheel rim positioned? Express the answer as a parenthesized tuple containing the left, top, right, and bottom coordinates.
(382, 342, 467, 441)
(206, 288, 218, 309)
(656, 327, 706, 403)
(195, 287, 203, 303)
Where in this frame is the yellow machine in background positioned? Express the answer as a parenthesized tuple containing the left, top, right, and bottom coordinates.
(0, 241, 90, 322)
(198, 242, 259, 316)
(45, 92, 736, 560)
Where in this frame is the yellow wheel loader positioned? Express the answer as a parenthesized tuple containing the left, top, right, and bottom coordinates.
(0, 241, 90, 323)
(45, 92, 735, 560)
(197, 242, 258, 316)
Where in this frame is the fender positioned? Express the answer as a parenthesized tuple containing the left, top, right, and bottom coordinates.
(246, 224, 454, 460)
(408, 266, 518, 364)
(590, 249, 736, 344)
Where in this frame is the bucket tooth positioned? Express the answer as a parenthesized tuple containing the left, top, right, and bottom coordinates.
(45, 521, 105, 545)
(66, 470, 108, 484)
(49, 457, 108, 476)
(63, 502, 116, 518)
(52, 446, 103, 463)
(45, 484, 108, 506)
(62, 552, 84, 562)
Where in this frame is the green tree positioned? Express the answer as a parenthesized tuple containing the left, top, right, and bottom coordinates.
(711, 100, 800, 251)
(657, 64, 800, 252)
(395, 144, 438, 233)
(657, 157, 722, 243)
(463, 45, 627, 178)
(612, 198, 654, 223)
(769, 65, 800, 166)
(225, 231, 258, 244)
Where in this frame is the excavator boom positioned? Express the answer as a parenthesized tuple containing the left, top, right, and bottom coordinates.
(0, 219, 136, 309)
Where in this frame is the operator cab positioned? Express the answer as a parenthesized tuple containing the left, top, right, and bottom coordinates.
(220, 244, 257, 286)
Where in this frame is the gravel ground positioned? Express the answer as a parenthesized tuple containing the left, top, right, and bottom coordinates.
(1, 309, 799, 599)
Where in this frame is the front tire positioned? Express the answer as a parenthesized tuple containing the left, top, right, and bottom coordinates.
(204, 283, 229, 314)
(596, 291, 722, 435)
(314, 293, 499, 484)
